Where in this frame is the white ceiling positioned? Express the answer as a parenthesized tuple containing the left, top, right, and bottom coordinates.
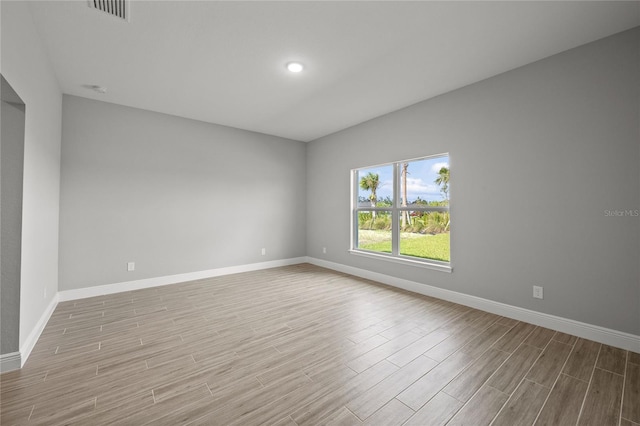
(27, 1, 640, 142)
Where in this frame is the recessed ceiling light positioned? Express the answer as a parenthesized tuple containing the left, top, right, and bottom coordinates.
(286, 62, 304, 73)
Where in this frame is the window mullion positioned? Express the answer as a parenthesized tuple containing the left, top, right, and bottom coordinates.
(352, 170, 358, 249)
(392, 162, 399, 256)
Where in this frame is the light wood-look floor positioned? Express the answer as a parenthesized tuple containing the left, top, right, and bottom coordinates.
(1, 264, 638, 425)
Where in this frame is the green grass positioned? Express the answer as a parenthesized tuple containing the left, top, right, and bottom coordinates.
(358, 230, 450, 262)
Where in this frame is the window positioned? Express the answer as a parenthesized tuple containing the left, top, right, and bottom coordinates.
(351, 154, 451, 272)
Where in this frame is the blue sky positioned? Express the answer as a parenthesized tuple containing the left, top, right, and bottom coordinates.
(357, 155, 449, 202)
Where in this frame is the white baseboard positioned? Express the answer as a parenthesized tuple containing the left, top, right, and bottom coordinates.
(13, 257, 307, 370)
(12, 255, 638, 373)
(18, 292, 59, 369)
(307, 257, 640, 353)
(58, 257, 308, 302)
(0, 351, 21, 373)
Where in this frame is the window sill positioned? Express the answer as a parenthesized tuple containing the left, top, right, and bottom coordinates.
(348, 249, 452, 273)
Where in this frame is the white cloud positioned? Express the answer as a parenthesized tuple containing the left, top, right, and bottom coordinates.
(406, 177, 440, 196)
(431, 162, 449, 173)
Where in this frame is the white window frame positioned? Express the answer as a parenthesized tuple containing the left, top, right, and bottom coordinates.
(349, 154, 452, 273)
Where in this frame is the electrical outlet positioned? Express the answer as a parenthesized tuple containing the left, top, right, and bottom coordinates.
(322, 247, 327, 254)
(533, 285, 544, 299)
(127, 262, 135, 272)
(261, 248, 266, 256)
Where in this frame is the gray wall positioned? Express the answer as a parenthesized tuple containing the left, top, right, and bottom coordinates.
(1, 77, 25, 355)
(307, 27, 640, 335)
(59, 96, 307, 290)
(1, 1, 62, 352)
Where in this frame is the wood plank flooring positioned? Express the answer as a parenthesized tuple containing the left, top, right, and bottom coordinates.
(1, 263, 638, 425)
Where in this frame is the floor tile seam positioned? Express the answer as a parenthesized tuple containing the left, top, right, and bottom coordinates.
(558, 371, 589, 385)
(621, 416, 640, 425)
(573, 341, 603, 426)
(447, 334, 529, 403)
(349, 357, 444, 418)
(447, 383, 509, 425)
(182, 373, 312, 426)
(488, 338, 558, 425)
(619, 350, 630, 426)
(428, 319, 517, 396)
(300, 361, 400, 423)
(592, 366, 625, 378)
(525, 335, 580, 426)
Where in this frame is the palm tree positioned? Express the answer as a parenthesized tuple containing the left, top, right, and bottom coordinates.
(434, 166, 450, 231)
(401, 163, 410, 229)
(434, 167, 449, 202)
(359, 172, 379, 219)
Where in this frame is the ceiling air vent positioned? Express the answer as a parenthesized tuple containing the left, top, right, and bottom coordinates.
(88, 0, 129, 22)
